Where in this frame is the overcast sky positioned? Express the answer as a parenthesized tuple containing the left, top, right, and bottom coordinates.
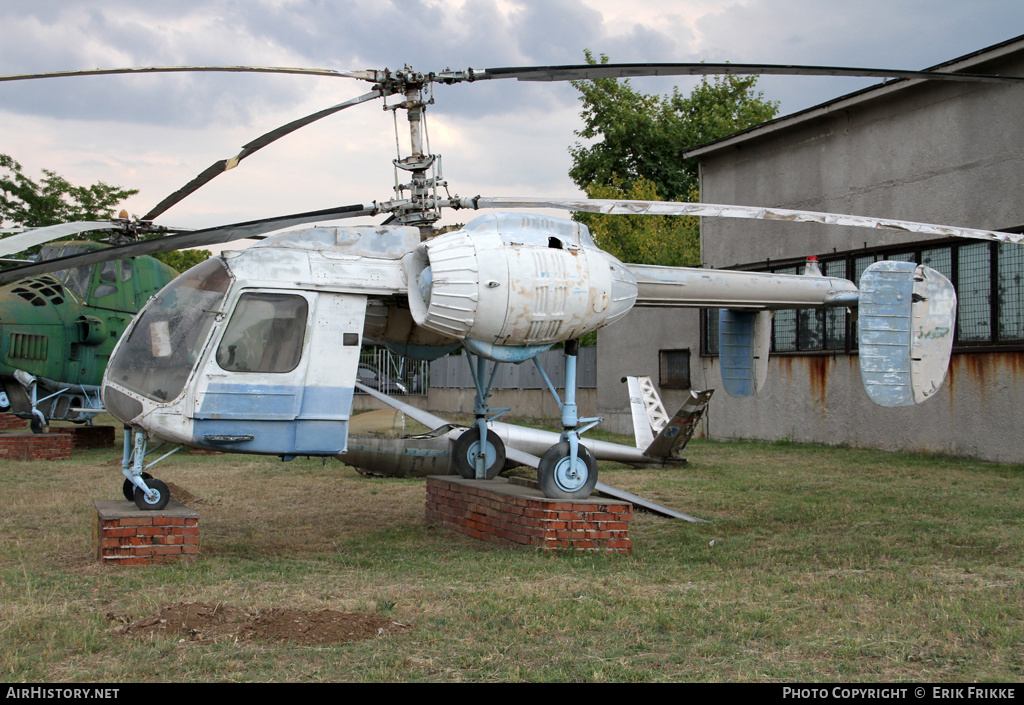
(2, 0, 1023, 236)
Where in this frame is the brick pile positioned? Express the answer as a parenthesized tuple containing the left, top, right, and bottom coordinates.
(93, 500, 200, 566)
(426, 475, 632, 552)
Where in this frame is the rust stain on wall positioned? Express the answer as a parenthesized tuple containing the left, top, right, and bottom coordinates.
(776, 356, 793, 382)
(807, 356, 829, 412)
(946, 351, 1024, 402)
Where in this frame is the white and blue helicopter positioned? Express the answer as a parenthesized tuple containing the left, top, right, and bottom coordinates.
(2, 61, 1021, 511)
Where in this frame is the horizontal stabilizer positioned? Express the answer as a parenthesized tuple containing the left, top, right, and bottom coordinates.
(858, 262, 956, 406)
(643, 389, 714, 458)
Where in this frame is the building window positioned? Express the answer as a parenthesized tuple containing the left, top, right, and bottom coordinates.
(659, 349, 691, 389)
(701, 235, 1024, 356)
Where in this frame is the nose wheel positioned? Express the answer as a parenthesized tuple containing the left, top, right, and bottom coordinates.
(537, 441, 598, 500)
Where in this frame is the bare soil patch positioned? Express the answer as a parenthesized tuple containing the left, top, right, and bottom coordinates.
(110, 601, 409, 645)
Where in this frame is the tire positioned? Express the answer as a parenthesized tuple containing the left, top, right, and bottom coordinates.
(451, 427, 506, 480)
(133, 478, 170, 511)
(537, 441, 598, 500)
(122, 472, 153, 501)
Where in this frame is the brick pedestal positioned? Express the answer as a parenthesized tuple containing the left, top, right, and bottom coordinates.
(426, 475, 632, 552)
(0, 431, 71, 460)
(49, 425, 115, 449)
(93, 500, 200, 566)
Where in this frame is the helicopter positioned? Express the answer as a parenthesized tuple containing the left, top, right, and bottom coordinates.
(0, 224, 179, 431)
(1, 60, 1022, 511)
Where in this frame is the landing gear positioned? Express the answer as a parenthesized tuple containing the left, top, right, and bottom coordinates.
(452, 426, 506, 480)
(537, 441, 598, 499)
(120, 426, 182, 511)
(462, 338, 603, 500)
(531, 339, 601, 499)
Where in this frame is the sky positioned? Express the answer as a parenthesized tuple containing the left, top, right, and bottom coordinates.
(1, 0, 1023, 239)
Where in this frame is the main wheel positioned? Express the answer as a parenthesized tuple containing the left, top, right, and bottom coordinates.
(452, 427, 506, 480)
(537, 442, 598, 500)
(122, 472, 153, 501)
(133, 478, 170, 511)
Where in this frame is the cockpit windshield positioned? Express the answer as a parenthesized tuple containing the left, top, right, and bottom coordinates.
(39, 243, 100, 298)
(106, 257, 231, 403)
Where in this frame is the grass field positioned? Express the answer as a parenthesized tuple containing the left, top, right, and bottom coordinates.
(1, 415, 1022, 682)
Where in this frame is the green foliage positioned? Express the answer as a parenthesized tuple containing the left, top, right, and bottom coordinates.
(576, 178, 700, 266)
(152, 248, 211, 272)
(0, 154, 138, 228)
(568, 51, 779, 266)
(569, 51, 780, 201)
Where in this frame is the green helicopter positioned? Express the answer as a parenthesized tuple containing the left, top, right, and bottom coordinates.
(0, 239, 177, 431)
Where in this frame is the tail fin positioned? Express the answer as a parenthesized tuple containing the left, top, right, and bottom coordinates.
(858, 262, 956, 406)
(643, 389, 714, 458)
(624, 375, 670, 449)
(623, 376, 713, 459)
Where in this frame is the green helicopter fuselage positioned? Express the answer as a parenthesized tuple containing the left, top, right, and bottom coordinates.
(0, 240, 177, 421)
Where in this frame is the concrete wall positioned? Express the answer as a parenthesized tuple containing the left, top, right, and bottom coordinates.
(595, 306, 704, 436)
(699, 48, 1024, 268)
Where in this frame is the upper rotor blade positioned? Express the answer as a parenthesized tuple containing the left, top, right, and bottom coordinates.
(0, 204, 375, 285)
(470, 62, 1024, 85)
(460, 197, 1024, 244)
(0, 65, 377, 83)
(0, 222, 122, 257)
(143, 88, 385, 220)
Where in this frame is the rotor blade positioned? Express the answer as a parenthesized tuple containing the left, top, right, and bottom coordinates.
(143, 88, 385, 220)
(468, 62, 1024, 85)
(0, 65, 377, 83)
(0, 204, 374, 285)
(0, 222, 120, 257)
(459, 197, 1024, 244)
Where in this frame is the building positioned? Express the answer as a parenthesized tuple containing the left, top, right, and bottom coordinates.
(597, 34, 1024, 463)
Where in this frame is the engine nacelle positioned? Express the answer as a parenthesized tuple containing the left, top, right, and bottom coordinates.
(405, 214, 638, 346)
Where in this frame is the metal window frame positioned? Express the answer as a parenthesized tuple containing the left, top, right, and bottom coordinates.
(701, 231, 1024, 357)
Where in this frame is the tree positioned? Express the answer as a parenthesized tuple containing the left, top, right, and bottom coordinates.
(0, 154, 209, 269)
(569, 51, 779, 265)
(0, 153, 138, 228)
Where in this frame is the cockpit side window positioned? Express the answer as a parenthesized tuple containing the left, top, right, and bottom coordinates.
(216, 293, 308, 373)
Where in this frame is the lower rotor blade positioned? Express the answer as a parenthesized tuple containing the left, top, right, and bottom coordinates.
(143, 88, 385, 220)
(0, 203, 374, 284)
(0, 221, 118, 257)
(473, 62, 1024, 85)
(461, 197, 1024, 245)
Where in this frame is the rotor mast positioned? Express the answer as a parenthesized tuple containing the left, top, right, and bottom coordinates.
(380, 67, 449, 235)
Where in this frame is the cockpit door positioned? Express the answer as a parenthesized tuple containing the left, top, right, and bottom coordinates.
(190, 289, 366, 455)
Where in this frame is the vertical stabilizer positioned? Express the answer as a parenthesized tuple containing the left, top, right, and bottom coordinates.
(624, 375, 669, 449)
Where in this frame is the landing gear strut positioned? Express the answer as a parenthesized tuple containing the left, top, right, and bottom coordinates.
(120, 426, 181, 511)
(532, 339, 602, 500)
(453, 354, 509, 480)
